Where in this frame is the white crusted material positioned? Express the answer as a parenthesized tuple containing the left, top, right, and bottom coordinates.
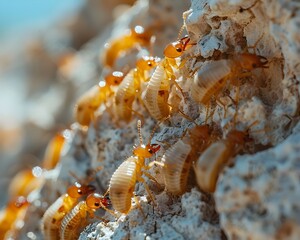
(8, 0, 300, 239)
(215, 122, 300, 240)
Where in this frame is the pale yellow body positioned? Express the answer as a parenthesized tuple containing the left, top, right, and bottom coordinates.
(42, 133, 65, 170)
(191, 60, 232, 105)
(109, 156, 143, 214)
(114, 69, 139, 122)
(75, 85, 111, 126)
(41, 194, 78, 240)
(60, 201, 91, 240)
(143, 60, 170, 121)
(162, 140, 192, 195)
(194, 140, 232, 193)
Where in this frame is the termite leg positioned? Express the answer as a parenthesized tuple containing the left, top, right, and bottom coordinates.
(216, 98, 228, 119)
(133, 195, 145, 218)
(99, 202, 118, 218)
(246, 33, 264, 54)
(143, 171, 161, 189)
(138, 176, 157, 207)
(171, 77, 186, 103)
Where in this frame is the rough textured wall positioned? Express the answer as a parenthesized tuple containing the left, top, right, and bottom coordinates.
(12, 0, 300, 239)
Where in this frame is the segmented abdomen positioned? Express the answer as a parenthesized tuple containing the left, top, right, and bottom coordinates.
(143, 63, 170, 120)
(114, 70, 137, 122)
(162, 140, 192, 195)
(191, 60, 232, 105)
(194, 140, 231, 193)
(60, 201, 88, 240)
(41, 194, 77, 240)
(109, 157, 137, 213)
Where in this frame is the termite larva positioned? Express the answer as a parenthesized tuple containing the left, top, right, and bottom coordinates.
(109, 120, 161, 214)
(60, 193, 110, 240)
(194, 124, 255, 193)
(41, 182, 95, 240)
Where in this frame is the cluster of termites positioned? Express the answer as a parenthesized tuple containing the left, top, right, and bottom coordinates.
(1, 18, 270, 239)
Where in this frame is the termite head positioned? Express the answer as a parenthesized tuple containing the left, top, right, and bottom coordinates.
(105, 71, 125, 86)
(163, 36, 194, 58)
(226, 130, 251, 145)
(190, 124, 210, 140)
(133, 143, 160, 158)
(136, 56, 161, 71)
(237, 53, 268, 70)
(86, 193, 109, 209)
(67, 182, 96, 198)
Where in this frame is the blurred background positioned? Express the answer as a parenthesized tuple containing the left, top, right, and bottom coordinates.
(0, 0, 135, 207)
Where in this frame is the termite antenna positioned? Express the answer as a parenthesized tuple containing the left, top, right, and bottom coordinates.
(147, 116, 170, 145)
(137, 120, 143, 145)
(177, 24, 186, 40)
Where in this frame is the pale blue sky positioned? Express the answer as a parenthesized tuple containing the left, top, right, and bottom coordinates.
(0, 0, 83, 37)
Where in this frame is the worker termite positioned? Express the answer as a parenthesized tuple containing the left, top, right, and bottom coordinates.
(41, 182, 96, 240)
(8, 166, 44, 199)
(75, 71, 125, 126)
(191, 53, 268, 111)
(60, 193, 113, 240)
(161, 124, 214, 195)
(0, 196, 29, 240)
(102, 25, 152, 68)
(163, 35, 194, 59)
(114, 56, 159, 122)
(142, 56, 189, 121)
(42, 132, 67, 170)
(108, 120, 161, 214)
(194, 122, 257, 193)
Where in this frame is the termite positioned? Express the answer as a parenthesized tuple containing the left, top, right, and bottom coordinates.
(191, 54, 268, 107)
(162, 124, 213, 195)
(142, 56, 189, 121)
(194, 123, 257, 193)
(0, 196, 29, 239)
(114, 56, 159, 122)
(163, 35, 194, 59)
(60, 193, 112, 240)
(75, 71, 125, 126)
(102, 25, 152, 68)
(8, 166, 44, 199)
(42, 132, 66, 170)
(108, 120, 161, 214)
(41, 182, 96, 240)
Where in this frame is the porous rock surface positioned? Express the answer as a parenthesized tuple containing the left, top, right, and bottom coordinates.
(8, 0, 300, 239)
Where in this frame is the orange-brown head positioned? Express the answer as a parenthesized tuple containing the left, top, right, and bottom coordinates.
(105, 71, 125, 86)
(163, 36, 194, 58)
(226, 130, 251, 146)
(133, 143, 160, 158)
(136, 56, 161, 71)
(236, 53, 268, 70)
(86, 193, 109, 209)
(67, 182, 96, 199)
